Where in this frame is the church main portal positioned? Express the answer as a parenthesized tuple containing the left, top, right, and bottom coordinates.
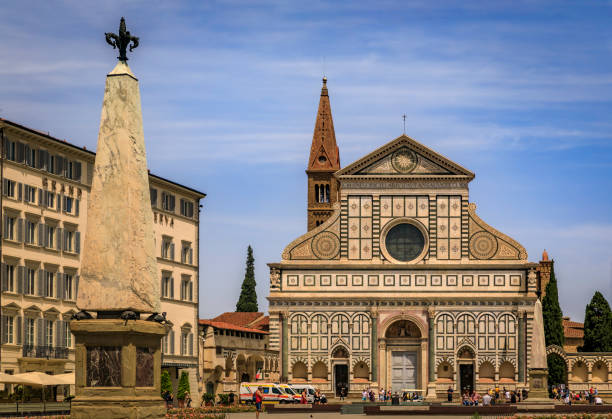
(391, 351, 417, 392)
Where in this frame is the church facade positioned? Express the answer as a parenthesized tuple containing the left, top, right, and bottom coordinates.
(267, 80, 551, 398)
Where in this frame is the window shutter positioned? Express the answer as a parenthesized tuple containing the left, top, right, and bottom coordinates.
(16, 316, 22, 345)
(37, 270, 44, 297)
(1, 263, 7, 291)
(55, 320, 62, 348)
(61, 320, 67, 347)
(74, 162, 82, 182)
(56, 193, 61, 211)
(169, 330, 175, 354)
(170, 243, 175, 261)
(189, 333, 194, 356)
(169, 277, 174, 299)
(56, 272, 64, 300)
(56, 227, 62, 251)
(63, 230, 68, 251)
(75, 199, 80, 216)
(2, 215, 8, 239)
(161, 241, 164, 257)
(75, 232, 81, 254)
(17, 218, 23, 242)
(38, 189, 43, 206)
(36, 318, 44, 346)
(62, 196, 66, 213)
(180, 281, 184, 300)
(38, 223, 44, 246)
(1, 317, 8, 344)
(16, 142, 25, 163)
(17, 266, 24, 294)
(75, 274, 80, 298)
(189, 248, 193, 265)
(25, 145, 31, 165)
(17, 183, 22, 201)
(189, 281, 193, 301)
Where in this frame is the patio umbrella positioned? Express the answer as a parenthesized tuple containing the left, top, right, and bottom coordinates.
(52, 373, 75, 386)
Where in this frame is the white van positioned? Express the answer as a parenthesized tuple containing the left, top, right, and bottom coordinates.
(290, 384, 316, 403)
(239, 382, 293, 404)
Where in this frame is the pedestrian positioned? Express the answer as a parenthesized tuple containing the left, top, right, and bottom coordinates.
(185, 392, 192, 408)
(254, 386, 263, 419)
(447, 386, 453, 402)
(301, 389, 307, 404)
(362, 389, 367, 401)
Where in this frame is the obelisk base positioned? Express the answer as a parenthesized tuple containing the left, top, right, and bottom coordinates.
(525, 368, 553, 403)
(70, 319, 168, 419)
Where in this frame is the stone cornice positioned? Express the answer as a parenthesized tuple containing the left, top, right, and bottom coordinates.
(267, 261, 538, 270)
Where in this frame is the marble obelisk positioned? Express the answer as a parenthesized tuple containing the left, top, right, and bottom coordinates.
(70, 18, 166, 419)
(527, 298, 551, 401)
(76, 59, 159, 314)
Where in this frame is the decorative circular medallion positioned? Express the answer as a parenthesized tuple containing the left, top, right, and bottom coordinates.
(312, 231, 340, 259)
(469, 231, 498, 259)
(391, 148, 418, 174)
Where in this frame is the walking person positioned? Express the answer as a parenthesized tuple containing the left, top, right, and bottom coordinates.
(447, 386, 454, 402)
(254, 386, 263, 419)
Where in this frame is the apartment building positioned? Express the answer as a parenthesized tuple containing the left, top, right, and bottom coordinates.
(0, 119, 205, 400)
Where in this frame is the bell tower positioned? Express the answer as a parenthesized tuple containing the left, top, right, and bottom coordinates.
(307, 77, 341, 231)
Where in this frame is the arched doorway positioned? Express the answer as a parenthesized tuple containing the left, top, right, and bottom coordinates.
(457, 346, 475, 393)
(331, 346, 349, 396)
(382, 318, 424, 393)
(236, 354, 248, 383)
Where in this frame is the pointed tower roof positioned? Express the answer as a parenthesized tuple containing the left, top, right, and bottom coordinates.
(307, 77, 340, 172)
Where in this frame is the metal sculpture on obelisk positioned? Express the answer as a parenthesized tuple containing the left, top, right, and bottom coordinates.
(70, 18, 167, 418)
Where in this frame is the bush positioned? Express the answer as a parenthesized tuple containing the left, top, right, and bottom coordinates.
(201, 393, 215, 405)
(218, 393, 230, 405)
(161, 370, 173, 397)
(177, 371, 190, 400)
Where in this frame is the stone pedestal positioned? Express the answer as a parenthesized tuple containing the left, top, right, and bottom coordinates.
(70, 319, 167, 419)
(527, 368, 550, 402)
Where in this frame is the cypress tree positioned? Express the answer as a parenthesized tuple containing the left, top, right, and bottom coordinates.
(542, 264, 564, 347)
(236, 245, 258, 312)
(161, 370, 172, 396)
(177, 371, 190, 400)
(582, 291, 612, 352)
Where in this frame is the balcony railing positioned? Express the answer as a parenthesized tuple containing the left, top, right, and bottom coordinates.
(22, 345, 69, 359)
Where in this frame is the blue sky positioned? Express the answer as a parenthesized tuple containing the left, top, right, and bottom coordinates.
(1, 1, 611, 321)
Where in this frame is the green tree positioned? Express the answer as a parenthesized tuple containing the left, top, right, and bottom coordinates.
(542, 264, 564, 347)
(547, 353, 567, 386)
(582, 291, 612, 352)
(177, 371, 190, 400)
(161, 370, 172, 397)
(236, 245, 258, 312)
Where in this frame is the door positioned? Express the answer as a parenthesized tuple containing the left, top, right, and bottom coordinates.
(391, 351, 417, 393)
(459, 364, 474, 393)
(334, 364, 348, 396)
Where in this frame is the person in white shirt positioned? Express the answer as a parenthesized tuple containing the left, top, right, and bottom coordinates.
(595, 396, 603, 405)
(482, 393, 492, 406)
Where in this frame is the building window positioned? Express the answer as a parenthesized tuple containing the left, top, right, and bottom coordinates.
(43, 191, 55, 209)
(161, 238, 174, 260)
(25, 145, 36, 168)
(180, 277, 193, 301)
(63, 196, 74, 214)
(45, 225, 55, 248)
(64, 274, 73, 300)
(3, 140, 16, 161)
(46, 320, 54, 347)
(25, 318, 35, 346)
(25, 220, 36, 244)
(161, 275, 173, 299)
(24, 185, 37, 204)
(384, 222, 426, 262)
(315, 184, 329, 203)
(1, 316, 14, 344)
(162, 334, 168, 354)
(64, 322, 72, 347)
(3, 215, 15, 240)
(45, 271, 54, 298)
(161, 192, 175, 212)
(150, 188, 158, 207)
(1, 263, 15, 292)
(180, 199, 194, 218)
(63, 230, 74, 252)
(181, 243, 193, 264)
(180, 330, 193, 356)
(2, 179, 16, 199)
(25, 268, 35, 295)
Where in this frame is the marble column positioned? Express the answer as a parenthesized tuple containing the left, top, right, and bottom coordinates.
(518, 309, 526, 383)
(426, 307, 437, 400)
(370, 311, 378, 384)
(282, 312, 289, 381)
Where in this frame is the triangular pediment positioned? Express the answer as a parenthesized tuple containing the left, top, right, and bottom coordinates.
(336, 134, 474, 179)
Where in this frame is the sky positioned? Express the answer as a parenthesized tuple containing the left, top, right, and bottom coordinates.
(1, 1, 611, 322)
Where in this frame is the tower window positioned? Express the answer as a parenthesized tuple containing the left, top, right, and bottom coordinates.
(316, 184, 329, 203)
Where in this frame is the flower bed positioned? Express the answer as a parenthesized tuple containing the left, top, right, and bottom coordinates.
(166, 405, 256, 418)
